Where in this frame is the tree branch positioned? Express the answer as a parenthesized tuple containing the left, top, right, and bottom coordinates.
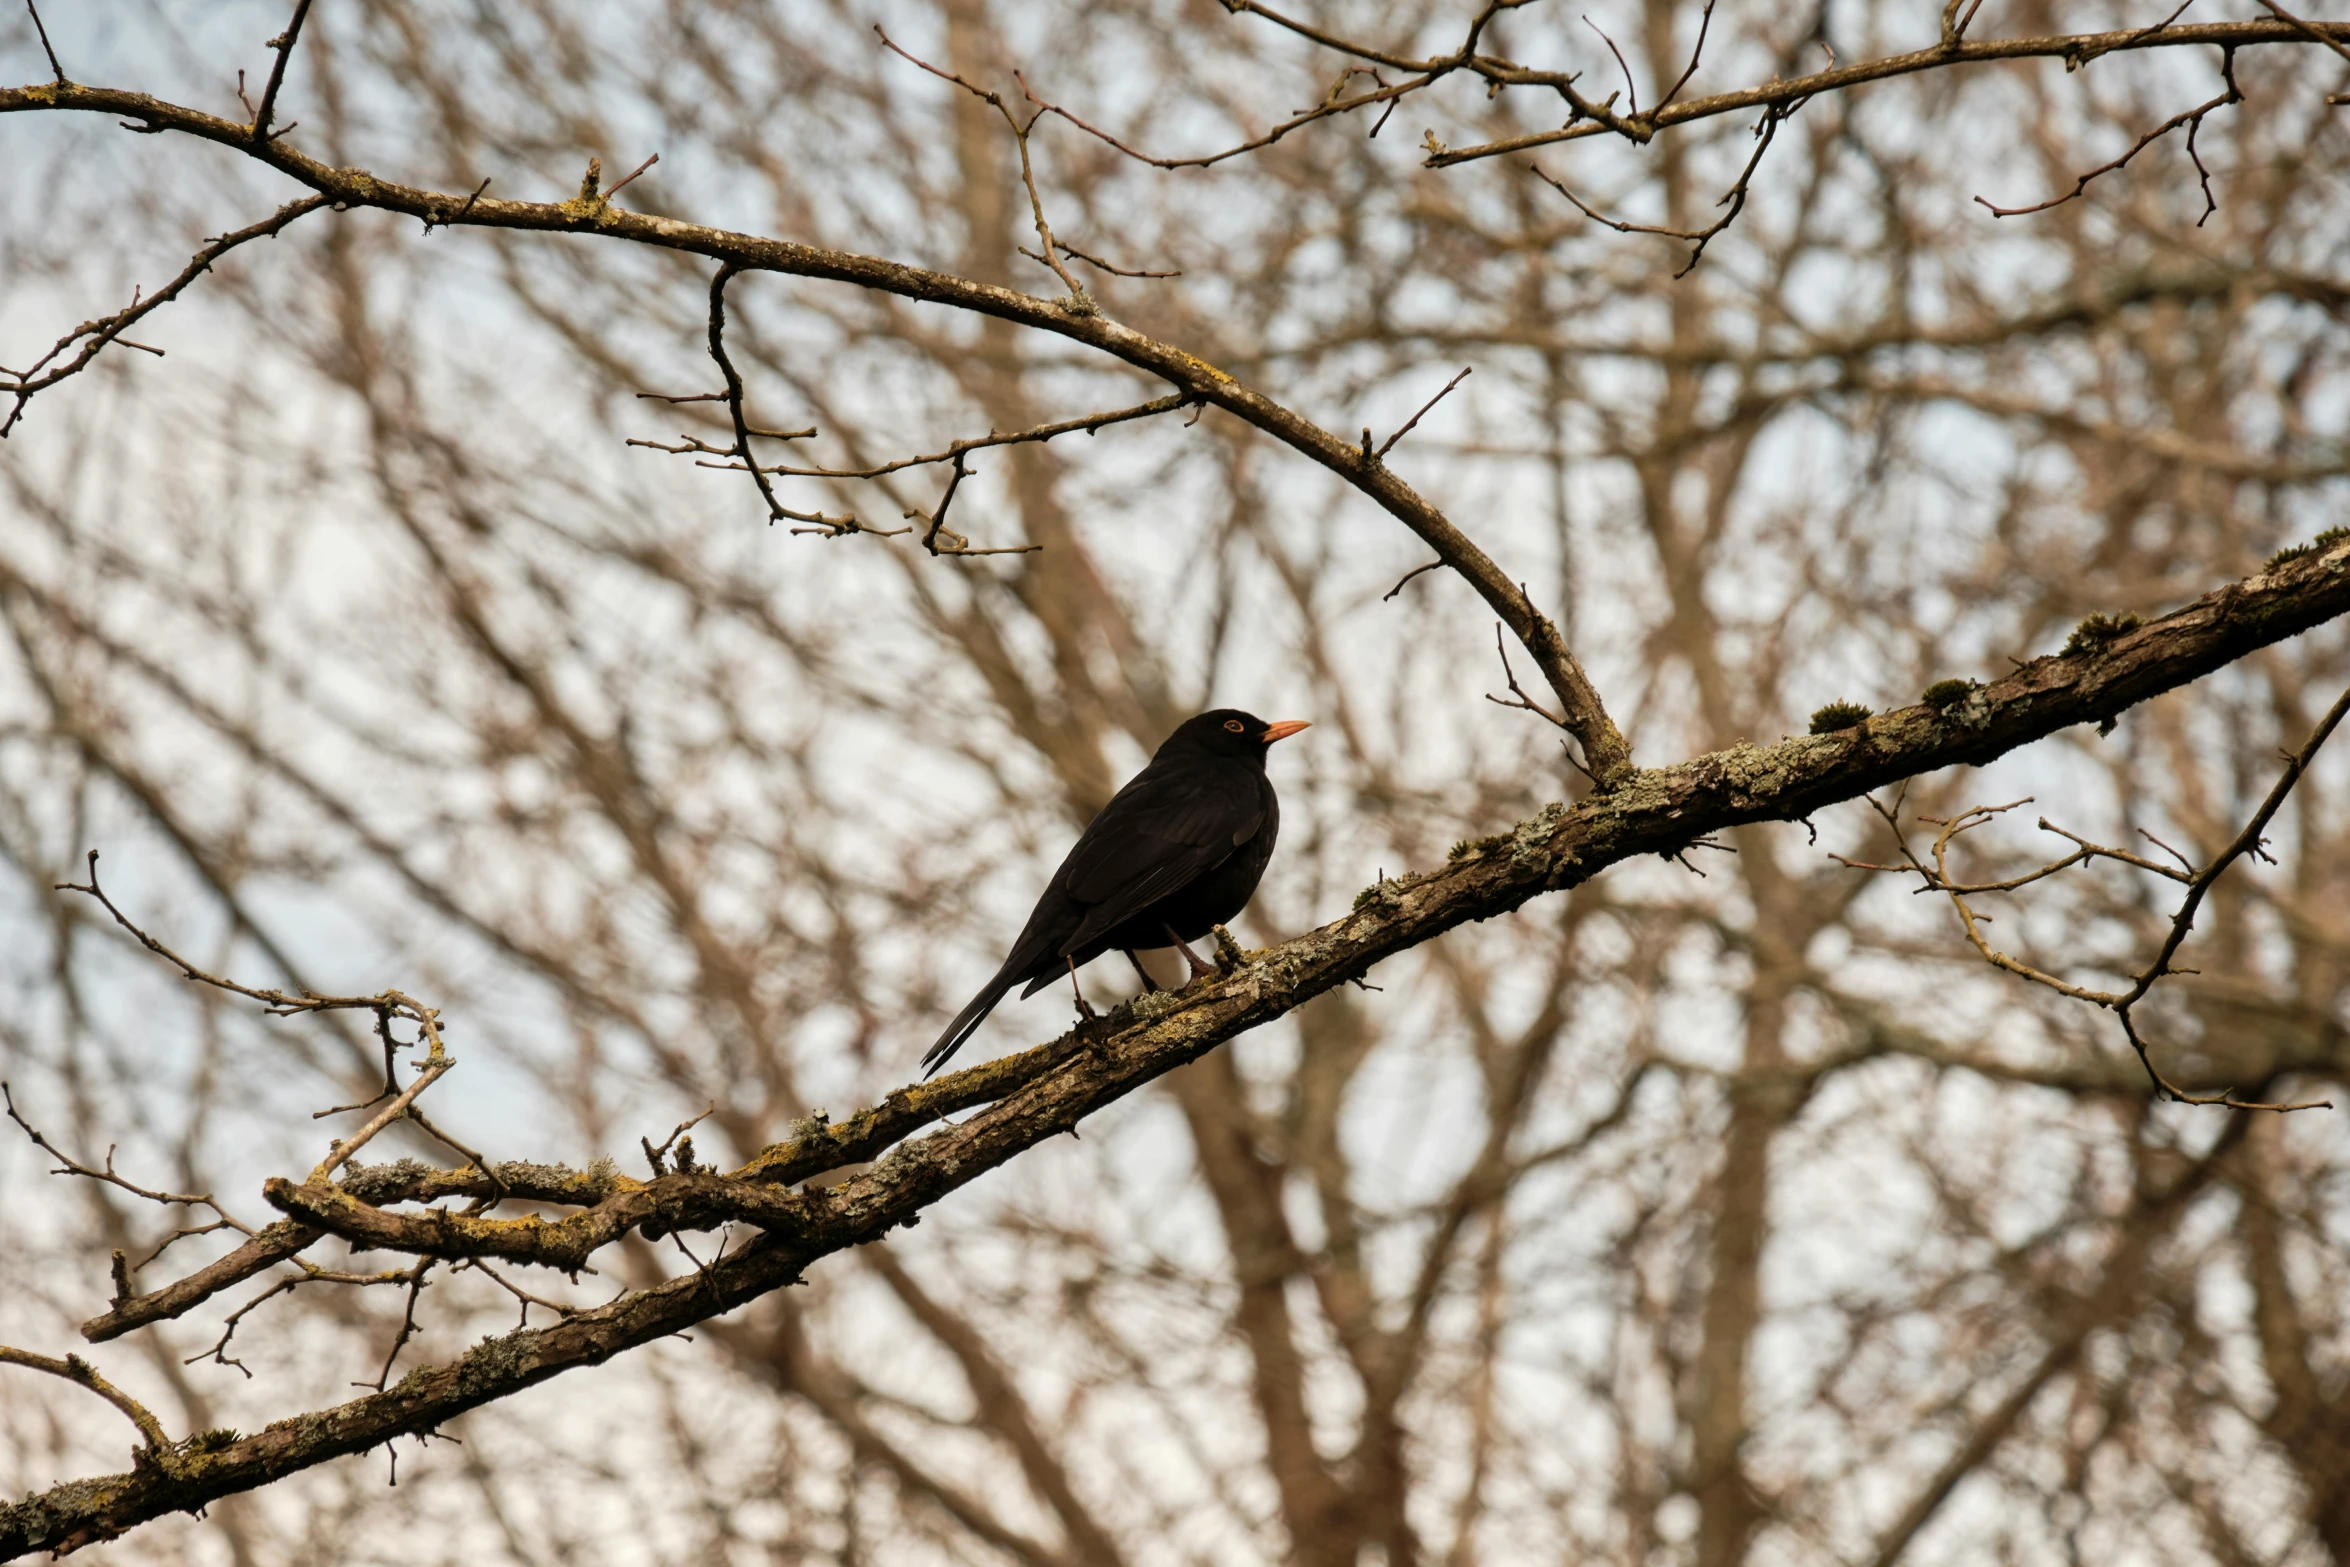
(6, 537, 2347, 1560)
(0, 81, 1629, 781)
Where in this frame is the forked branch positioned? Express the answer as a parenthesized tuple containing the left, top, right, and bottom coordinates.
(1838, 672, 2350, 1110)
(6, 539, 2347, 1559)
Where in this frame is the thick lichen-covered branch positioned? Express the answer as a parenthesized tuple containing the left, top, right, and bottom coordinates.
(5, 537, 2345, 1561)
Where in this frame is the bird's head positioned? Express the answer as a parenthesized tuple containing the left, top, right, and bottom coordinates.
(1163, 709, 1311, 760)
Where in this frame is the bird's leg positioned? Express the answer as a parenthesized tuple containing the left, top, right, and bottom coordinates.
(1065, 955, 1098, 1020)
(1162, 925, 1217, 982)
(1125, 950, 1163, 993)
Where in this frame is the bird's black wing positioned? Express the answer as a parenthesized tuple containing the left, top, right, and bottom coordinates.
(1054, 760, 1267, 956)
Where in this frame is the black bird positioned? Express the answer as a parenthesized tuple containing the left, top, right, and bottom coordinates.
(923, 709, 1309, 1076)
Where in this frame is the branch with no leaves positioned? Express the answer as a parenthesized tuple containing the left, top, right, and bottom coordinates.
(3, 539, 2349, 1557)
(0, 1346, 169, 1455)
(24, 0, 64, 85)
(1004, 0, 2340, 184)
(1836, 670, 2350, 1111)
(1373, 367, 1471, 461)
(1422, 17, 2345, 169)
(0, 195, 330, 437)
(1484, 624, 1597, 784)
(11, 22, 2350, 792)
(876, 28, 1180, 306)
(245, 0, 313, 142)
(1530, 97, 1786, 276)
(690, 263, 877, 539)
(896, 448, 1042, 558)
(1974, 49, 2241, 224)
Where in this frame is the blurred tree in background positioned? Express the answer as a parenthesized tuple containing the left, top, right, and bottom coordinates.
(4, 2, 2350, 1563)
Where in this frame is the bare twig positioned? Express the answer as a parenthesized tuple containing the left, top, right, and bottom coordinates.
(695, 263, 882, 538)
(1, 196, 330, 436)
(461, 1259, 580, 1327)
(876, 29, 1103, 304)
(900, 448, 1041, 558)
(1583, 15, 1640, 115)
(1374, 367, 1471, 459)
(1384, 559, 1444, 600)
(185, 1279, 299, 1377)
(1019, 53, 1445, 171)
(642, 1104, 717, 1176)
(1974, 50, 2240, 223)
(1657, 0, 1718, 110)
(2252, 0, 2350, 68)
(602, 152, 658, 200)
(0, 1346, 169, 1450)
(2123, 679, 2350, 1016)
(705, 392, 1195, 483)
(1422, 17, 2345, 168)
(1940, 0, 1988, 50)
(422, 176, 491, 234)
(25, 0, 63, 84)
(249, 0, 314, 142)
(1838, 677, 2350, 1110)
(306, 1056, 457, 1186)
(1530, 99, 1786, 275)
(6, 1082, 239, 1218)
(361, 1262, 435, 1391)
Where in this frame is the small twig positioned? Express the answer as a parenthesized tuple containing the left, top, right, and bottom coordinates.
(307, 1054, 455, 1188)
(187, 1278, 300, 1377)
(461, 1259, 579, 1328)
(699, 264, 881, 537)
(642, 1103, 717, 1176)
(2138, 828, 2196, 874)
(360, 1261, 435, 1391)
(1015, 45, 1437, 171)
(1487, 619, 1596, 785)
(250, 0, 315, 143)
(1484, 623, 1569, 730)
(1374, 366, 1471, 459)
(5, 1082, 232, 1215)
(2, 197, 331, 437)
(1019, 240, 1179, 281)
(1384, 559, 1444, 601)
(903, 448, 1041, 558)
(1583, 15, 1640, 115)
(876, 30, 1095, 305)
(1530, 99, 1784, 276)
(367, 1006, 406, 1099)
(25, 0, 65, 83)
(1975, 50, 2240, 221)
(1656, 0, 1717, 110)
(665, 1230, 730, 1312)
(2252, 0, 2350, 67)
(423, 176, 492, 233)
(1834, 683, 2350, 1113)
(2121, 677, 2350, 1015)
(707, 392, 1191, 483)
(603, 153, 658, 201)
(0, 1347, 169, 1450)
(1940, 0, 1988, 49)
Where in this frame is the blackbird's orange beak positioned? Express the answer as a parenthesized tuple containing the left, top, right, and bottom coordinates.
(1259, 720, 1311, 744)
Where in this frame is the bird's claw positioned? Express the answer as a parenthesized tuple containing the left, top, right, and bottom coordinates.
(1163, 927, 1217, 982)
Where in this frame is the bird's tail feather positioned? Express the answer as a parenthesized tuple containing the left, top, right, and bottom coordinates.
(922, 973, 1017, 1078)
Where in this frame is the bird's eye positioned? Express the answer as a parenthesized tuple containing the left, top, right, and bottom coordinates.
(1224, 719, 1245, 733)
